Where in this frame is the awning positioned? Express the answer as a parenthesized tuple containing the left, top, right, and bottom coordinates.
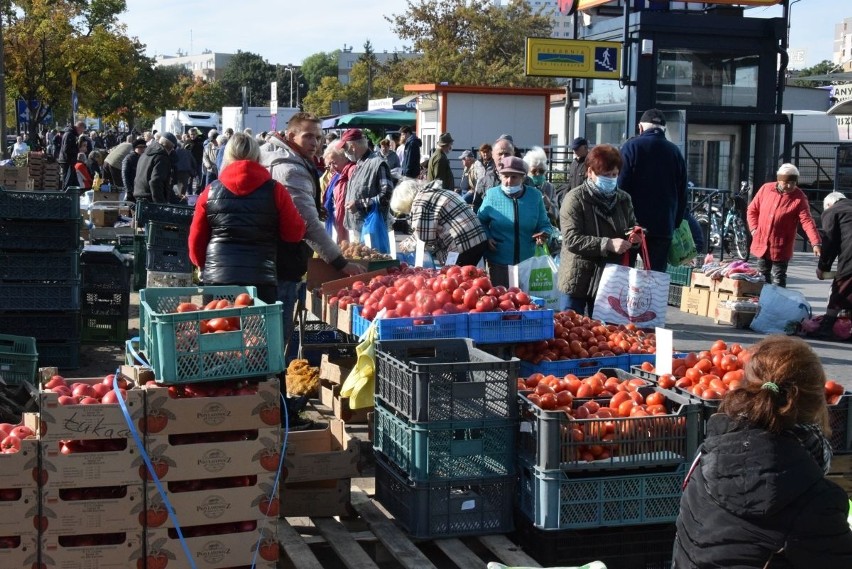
(335, 109, 416, 128)
(321, 116, 339, 129)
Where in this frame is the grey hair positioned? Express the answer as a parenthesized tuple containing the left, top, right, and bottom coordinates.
(216, 134, 227, 145)
(323, 140, 346, 162)
(523, 146, 548, 171)
(777, 163, 800, 178)
(390, 179, 422, 215)
(221, 132, 260, 169)
(824, 191, 846, 210)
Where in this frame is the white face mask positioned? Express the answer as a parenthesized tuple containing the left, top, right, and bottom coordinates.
(501, 184, 522, 196)
(344, 151, 357, 162)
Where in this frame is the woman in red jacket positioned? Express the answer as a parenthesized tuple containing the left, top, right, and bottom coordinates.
(747, 163, 821, 287)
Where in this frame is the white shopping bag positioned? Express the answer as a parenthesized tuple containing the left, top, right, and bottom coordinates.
(593, 263, 670, 327)
(509, 245, 561, 310)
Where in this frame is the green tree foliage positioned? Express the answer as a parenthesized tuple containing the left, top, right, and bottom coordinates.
(791, 60, 842, 88)
(301, 50, 340, 91)
(302, 76, 347, 116)
(219, 51, 275, 106)
(386, 0, 556, 87)
(177, 78, 229, 113)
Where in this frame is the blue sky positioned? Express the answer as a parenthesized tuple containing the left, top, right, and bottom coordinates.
(120, 0, 842, 69)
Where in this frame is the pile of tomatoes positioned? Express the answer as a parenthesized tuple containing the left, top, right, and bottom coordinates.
(173, 293, 254, 334)
(43, 374, 131, 406)
(328, 265, 543, 321)
(515, 310, 656, 364)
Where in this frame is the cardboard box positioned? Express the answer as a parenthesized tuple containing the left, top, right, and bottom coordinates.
(90, 191, 121, 203)
(0, 433, 39, 488)
(320, 379, 373, 424)
(142, 427, 281, 481)
(90, 208, 119, 228)
(713, 276, 764, 296)
(40, 437, 138, 488)
(690, 271, 714, 289)
(284, 419, 360, 483)
(144, 471, 277, 527)
(680, 286, 710, 317)
(0, 532, 38, 568)
(309, 263, 389, 332)
(144, 522, 279, 568)
(714, 306, 757, 329)
(280, 478, 351, 517)
(319, 353, 356, 385)
(0, 488, 39, 535)
(142, 376, 280, 435)
(706, 291, 732, 321)
(41, 484, 143, 534)
(34, 376, 145, 442)
(40, 530, 142, 569)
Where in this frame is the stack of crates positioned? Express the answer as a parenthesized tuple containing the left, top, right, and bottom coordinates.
(146, 221, 192, 288)
(513, 371, 702, 567)
(372, 338, 518, 539)
(133, 202, 194, 291)
(0, 415, 39, 567)
(666, 263, 694, 307)
(79, 245, 131, 343)
(0, 187, 82, 369)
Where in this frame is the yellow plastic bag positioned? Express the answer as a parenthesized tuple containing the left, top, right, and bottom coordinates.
(340, 319, 378, 410)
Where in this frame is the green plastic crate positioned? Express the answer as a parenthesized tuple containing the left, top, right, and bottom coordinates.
(373, 400, 515, 482)
(666, 264, 693, 286)
(132, 234, 147, 291)
(140, 286, 283, 383)
(0, 333, 38, 385)
(517, 458, 687, 530)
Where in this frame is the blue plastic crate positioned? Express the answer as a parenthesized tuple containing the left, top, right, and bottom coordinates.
(0, 333, 38, 385)
(141, 288, 283, 384)
(517, 388, 700, 472)
(0, 281, 81, 312)
(0, 219, 81, 251)
(467, 309, 554, 345)
(376, 338, 519, 423)
(373, 400, 516, 482)
(0, 186, 81, 220)
(517, 458, 687, 530)
(0, 250, 80, 282)
(352, 305, 468, 341)
(374, 454, 514, 539)
(520, 355, 630, 379)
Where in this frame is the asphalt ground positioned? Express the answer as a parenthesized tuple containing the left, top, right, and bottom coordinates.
(664, 251, 851, 389)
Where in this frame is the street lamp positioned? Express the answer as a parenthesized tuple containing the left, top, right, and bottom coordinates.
(285, 65, 294, 108)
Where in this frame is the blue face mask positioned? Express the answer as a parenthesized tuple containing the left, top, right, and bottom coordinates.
(595, 175, 618, 195)
(502, 184, 523, 196)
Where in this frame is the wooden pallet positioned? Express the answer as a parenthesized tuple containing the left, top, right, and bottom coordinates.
(279, 486, 542, 569)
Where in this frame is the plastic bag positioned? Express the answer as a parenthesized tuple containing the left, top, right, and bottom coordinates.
(749, 285, 811, 335)
(668, 219, 697, 266)
(509, 244, 561, 310)
(360, 203, 391, 254)
(339, 319, 378, 410)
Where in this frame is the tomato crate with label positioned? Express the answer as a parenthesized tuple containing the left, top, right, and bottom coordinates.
(517, 458, 687, 530)
(139, 286, 284, 383)
(373, 399, 515, 482)
(375, 338, 519, 423)
(40, 484, 143, 535)
(374, 454, 514, 539)
(517, 385, 700, 472)
(40, 530, 143, 569)
(39, 437, 139, 488)
(142, 521, 280, 568)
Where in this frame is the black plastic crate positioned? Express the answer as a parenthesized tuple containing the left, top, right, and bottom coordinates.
(513, 515, 676, 569)
(146, 221, 189, 249)
(0, 250, 80, 282)
(132, 234, 146, 291)
(81, 313, 129, 344)
(374, 454, 514, 539)
(0, 312, 80, 342)
(288, 321, 355, 365)
(37, 340, 80, 369)
(81, 260, 131, 293)
(135, 202, 194, 228)
(0, 186, 81, 220)
(0, 282, 80, 312)
(145, 246, 192, 273)
(81, 289, 129, 317)
(667, 284, 683, 307)
(0, 219, 81, 251)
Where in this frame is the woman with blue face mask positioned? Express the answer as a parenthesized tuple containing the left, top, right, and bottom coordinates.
(477, 155, 554, 287)
(557, 144, 639, 316)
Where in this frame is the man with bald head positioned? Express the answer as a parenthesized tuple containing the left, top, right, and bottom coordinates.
(470, 137, 515, 212)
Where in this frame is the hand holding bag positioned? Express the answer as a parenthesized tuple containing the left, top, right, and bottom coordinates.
(593, 235, 670, 327)
(668, 219, 697, 266)
(509, 244, 562, 310)
(360, 202, 391, 254)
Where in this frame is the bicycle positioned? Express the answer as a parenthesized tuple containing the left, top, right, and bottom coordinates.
(693, 182, 751, 261)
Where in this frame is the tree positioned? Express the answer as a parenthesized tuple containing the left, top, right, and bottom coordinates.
(791, 60, 841, 88)
(386, 0, 556, 88)
(302, 76, 348, 116)
(178, 79, 229, 113)
(300, 50, 340, 91)
(359, 40, 379, 101)
(219, 51, 276, 106)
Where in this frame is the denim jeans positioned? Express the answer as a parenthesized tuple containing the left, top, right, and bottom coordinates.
(278, 280, 306, 358)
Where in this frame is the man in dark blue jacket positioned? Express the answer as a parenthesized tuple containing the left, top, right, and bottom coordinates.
(618, 109, 687, 271)
(399, 126, 421, 179)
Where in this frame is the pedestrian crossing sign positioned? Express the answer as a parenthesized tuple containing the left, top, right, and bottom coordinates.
(525, 38, 621, 79)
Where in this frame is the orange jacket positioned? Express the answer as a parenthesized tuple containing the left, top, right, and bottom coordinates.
(747, 182, 820, 261)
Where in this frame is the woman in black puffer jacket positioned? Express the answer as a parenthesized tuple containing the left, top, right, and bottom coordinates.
(188, 133, 305, 303)
(673, 336, 852, 569)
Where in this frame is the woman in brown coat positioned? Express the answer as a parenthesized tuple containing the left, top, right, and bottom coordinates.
(557, 144, 639, 316)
